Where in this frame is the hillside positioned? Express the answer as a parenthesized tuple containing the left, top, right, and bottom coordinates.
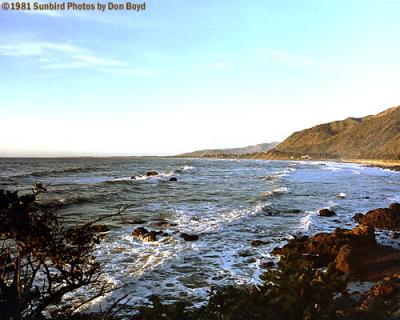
(258, 106, 400, 160)
(178, 142, 279, 158)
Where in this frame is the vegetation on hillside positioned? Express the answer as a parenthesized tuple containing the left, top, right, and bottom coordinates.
(264, 106, 400, 160)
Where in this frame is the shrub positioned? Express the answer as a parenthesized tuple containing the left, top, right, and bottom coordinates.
(0, 189, 111, 319)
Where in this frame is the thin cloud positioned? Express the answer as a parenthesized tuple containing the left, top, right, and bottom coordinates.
(0, 41, 151, 75)
(259, 48, 352, 72)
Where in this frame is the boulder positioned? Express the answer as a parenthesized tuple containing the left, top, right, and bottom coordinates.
(146, 171, 158, 176)
(131, 227, 161, 242)
(169, 177, 178, 182)
(132, 227, 149, 237)
(180, 233, 199, 241)
(359, 205, 400, 230)
(319, 208, 336, 217)
(335, 244, 358, 274)
(259, 260, 274, 269)
(251, 240, 269, 247)
(142, 233, 157, 242)
(352, 213, 364, 223)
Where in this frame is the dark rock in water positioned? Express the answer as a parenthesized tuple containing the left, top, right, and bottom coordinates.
(130, 176, 136, 180)
(259, 260, 274, 269)
(262, 206, 276, 216)
(319, 208, 336, 217)
(94, 225, 110, 233)
(132, 227, 166, 242)
(289, 209, 302, 214)
(142, 233, 157, 242)
(146, 171, 158, 177)
(238, 250, 254, 257)
(352, 213, 364, 223)
(246, 257, 257, 264)
(180, 233, 199, 241)
(251, 240, 269, 247)
(169, 177, 178, 181)
(132, 227, 149, 237)
(360, 205, 400, 230)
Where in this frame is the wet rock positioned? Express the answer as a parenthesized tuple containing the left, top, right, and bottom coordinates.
(251, 240, 269, 247)
(169, 177, 178, 181)
(259, 260, 274, 269)
(319, 208, 336, 217)
(352, 213, 364, 223)
(360, 205, 400, 230)
(146, 171, 158, 176)
(246, 257, 257, 264)
(142, 232, 157, 242)
(132, 227, 149, 237)
(132, 227, 162, 242)
(130, 176, 136, 180)
(239, 250, 254, 257)
(180, 233, 199, 241)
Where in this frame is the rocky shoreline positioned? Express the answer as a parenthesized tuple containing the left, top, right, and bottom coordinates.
(270, 202, 400, 317)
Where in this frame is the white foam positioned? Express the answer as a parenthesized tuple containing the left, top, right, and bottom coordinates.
(299, 211, 314, 232)
(172, 204, 263, 234)
(182, 165, 195, 171)
(337, 192, 347, 198)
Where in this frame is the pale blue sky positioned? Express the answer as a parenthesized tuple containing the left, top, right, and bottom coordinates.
(1, 0, 400, 156)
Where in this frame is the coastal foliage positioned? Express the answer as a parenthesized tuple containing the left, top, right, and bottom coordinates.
(0, 189, 110, 319)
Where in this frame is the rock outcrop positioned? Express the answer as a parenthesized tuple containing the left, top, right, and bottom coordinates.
(358, 203, 400, 230)
(146, 171, 159, 177)
(272, 223, 400, 280)
(180, 233, 199, 241)
(319, 208, 336, 217)
(132, 227, 166, 242)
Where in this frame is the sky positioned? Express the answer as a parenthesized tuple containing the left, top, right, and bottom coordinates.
(1, 0, 400, 157)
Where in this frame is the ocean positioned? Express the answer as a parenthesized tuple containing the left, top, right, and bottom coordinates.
(1, 157, 399, 312)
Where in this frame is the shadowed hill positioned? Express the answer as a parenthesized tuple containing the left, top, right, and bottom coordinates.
(259, 105, 400, 160)
(178, 142, 279, 158)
